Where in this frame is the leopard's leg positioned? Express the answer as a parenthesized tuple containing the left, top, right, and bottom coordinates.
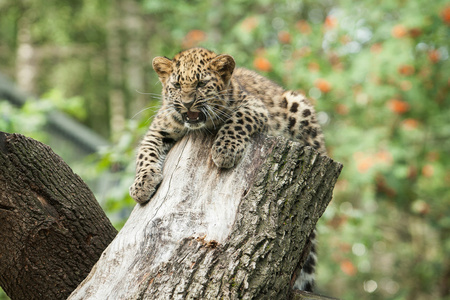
(129, 111, 185, 203)
(211, 100, 268, 168)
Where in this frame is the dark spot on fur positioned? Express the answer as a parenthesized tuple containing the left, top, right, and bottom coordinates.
(162, 137, 175, 144)
(290, 102, 299, 113)
(280, 97, 288, 108)
(288, 117, 296, 130)
(302, 109, 311, 117)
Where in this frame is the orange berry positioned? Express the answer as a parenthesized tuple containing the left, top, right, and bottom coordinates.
(253, 57, 272, 72)
(392, 24, 408, 38)
(315, 78, 332, 93)
(388, 99, 410, 114)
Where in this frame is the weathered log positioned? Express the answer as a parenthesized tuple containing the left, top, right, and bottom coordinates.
(69, 133, 342, 299)
(0, 132, 117, 300)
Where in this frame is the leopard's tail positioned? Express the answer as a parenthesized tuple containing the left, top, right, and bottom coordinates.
(292, 229, 317, 292)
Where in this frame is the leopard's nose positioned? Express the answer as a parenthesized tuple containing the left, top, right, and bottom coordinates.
(182, 95, 196, 109)
(182, 100, 195, 109)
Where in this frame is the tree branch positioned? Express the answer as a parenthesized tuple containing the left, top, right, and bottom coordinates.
(0, 132, 117, 300)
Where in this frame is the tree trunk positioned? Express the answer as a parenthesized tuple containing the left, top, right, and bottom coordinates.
(0, 132, 117, 300)
(69, 133, 342, 299)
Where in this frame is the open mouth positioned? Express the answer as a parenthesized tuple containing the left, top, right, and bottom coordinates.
(183, 110, 206, 124)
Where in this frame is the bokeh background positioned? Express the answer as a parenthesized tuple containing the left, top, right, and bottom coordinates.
(1, 0, 449, 299)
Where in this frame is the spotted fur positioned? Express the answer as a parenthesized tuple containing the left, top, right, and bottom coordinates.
(129, 48, 325, 291)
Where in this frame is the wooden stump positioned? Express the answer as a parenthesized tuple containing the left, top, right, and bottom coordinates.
(69, 133, 342, 299)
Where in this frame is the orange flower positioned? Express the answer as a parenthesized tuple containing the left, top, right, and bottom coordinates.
(340, 260, 357, 276)
(335, 104, 349, 115)
(182, 30, 206, 48)
(398, 65, 415, 76)
(441, 5, 450, 25)
(426, 151, 440, 162)
(376, 150, 393, 165)
(400, 80, 412, 91)
(422, 164, 434, 177)
(392, 24, 408, 38)
(408, 28, 422, 38)
(253, 57, 272, 72)
(388, 99, 410, 114)
(278, 31, 291, 44)
(315, 78, 332, 93)
(428, 50, 440, 63)
(402, 118, 419, 130)
(324, 16, 338, 29)
(357, 158, 374, 173)
(296, 20, 311, 35)
(307, 62, 320, 72)
(354, 152, 375, 173)
(241, 16, 259, 32)
(370, 43, 383, 54)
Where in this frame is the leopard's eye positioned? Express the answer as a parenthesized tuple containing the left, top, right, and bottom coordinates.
(173, 82, 181, 89)
(197, 81, 207, 88)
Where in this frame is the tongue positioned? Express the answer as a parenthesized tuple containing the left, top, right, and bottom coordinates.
(187, 111, 200, 120)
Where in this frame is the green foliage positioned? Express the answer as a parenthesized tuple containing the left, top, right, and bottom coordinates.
(1, 0, 449, 299)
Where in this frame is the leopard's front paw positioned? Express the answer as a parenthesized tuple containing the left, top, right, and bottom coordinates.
(211, 140, 246, 169)
(129, 171, 163, 204)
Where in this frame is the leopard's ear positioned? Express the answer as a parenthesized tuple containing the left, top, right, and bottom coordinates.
(209, 54, 235, 86)
(152, 56, 173, 83)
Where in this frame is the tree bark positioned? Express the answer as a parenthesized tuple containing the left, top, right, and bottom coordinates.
(0, 132, 117, 300)
(69, 133, 342, 299)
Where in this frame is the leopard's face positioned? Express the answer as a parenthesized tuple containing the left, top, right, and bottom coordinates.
(153, 48, 236, 130)
(165, 69, 223, 129)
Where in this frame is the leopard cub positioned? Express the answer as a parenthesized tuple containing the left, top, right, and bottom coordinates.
(130, 47, 325, 291)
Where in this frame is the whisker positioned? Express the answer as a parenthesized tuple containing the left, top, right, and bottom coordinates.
(202, 107, 216, 129)
(135, 90, 164, 97)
